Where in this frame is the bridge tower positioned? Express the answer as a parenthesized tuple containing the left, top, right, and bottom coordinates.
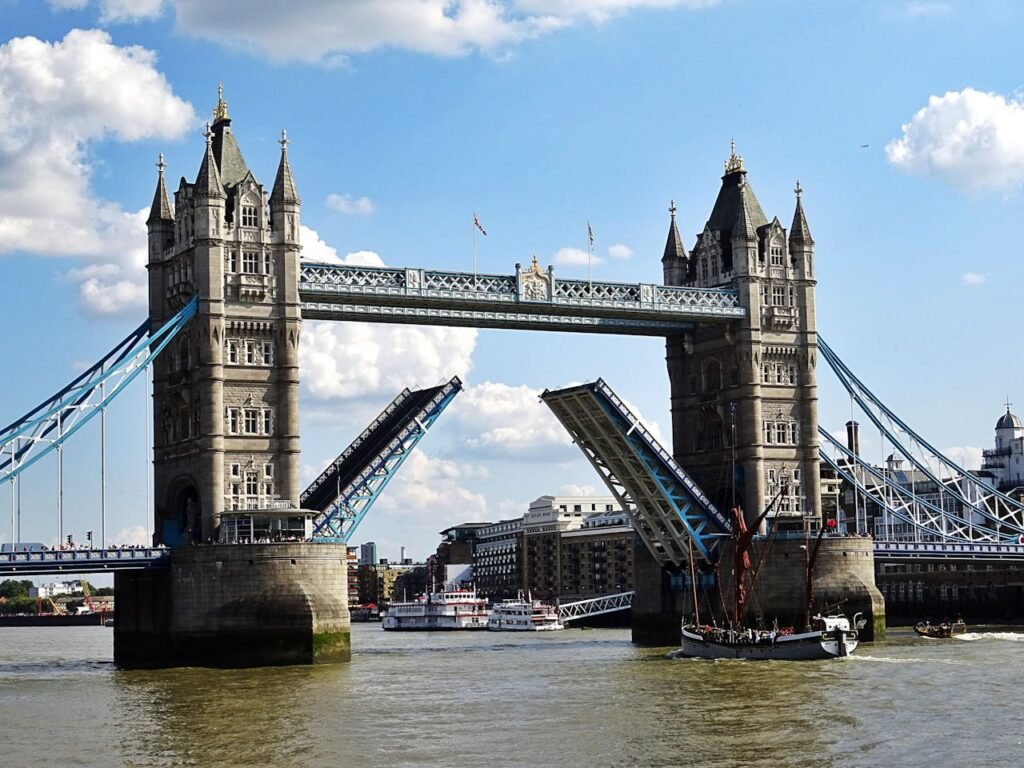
(146, 88, 302, 546)
(116, 89, 349, 669)
(663, 146, 819, 528)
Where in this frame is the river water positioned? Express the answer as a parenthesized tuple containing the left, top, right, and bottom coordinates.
(1, 624, 1022, 767)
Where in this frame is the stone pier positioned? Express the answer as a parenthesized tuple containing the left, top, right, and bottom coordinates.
(114, 543, 350, 669)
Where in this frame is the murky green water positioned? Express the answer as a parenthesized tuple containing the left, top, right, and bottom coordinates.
(1, 624, 1022, 767)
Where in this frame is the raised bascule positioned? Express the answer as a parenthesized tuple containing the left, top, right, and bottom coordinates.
(9, 91, 1024, 665)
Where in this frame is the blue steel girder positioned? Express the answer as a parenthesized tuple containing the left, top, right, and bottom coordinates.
(298, 261, 745, 336)
(540, 379, 730, 566)
(311, 378, 462, 542)
(0, 297, 198, 485)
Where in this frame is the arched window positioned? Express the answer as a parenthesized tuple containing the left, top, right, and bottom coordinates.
(704, 360, 722, 391)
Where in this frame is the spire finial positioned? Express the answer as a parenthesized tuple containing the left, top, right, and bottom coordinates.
(157, 152, 166, 176)
(724, 138, 744, 174)
(795, 179, 803, 200)
(1006, 397, 1013, 413)
(279, 129, 289, 151)
(213, 82, 229, 123)
(668, 199, 677, 219)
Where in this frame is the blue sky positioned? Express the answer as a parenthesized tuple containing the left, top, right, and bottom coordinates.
(2, 0, 1024, 561)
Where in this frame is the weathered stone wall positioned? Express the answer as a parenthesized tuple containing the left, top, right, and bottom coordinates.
(114, 543, 350, 668)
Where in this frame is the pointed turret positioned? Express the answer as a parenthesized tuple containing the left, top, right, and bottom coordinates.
(147, 153, 175, 270)
(789, 180, 814, 246)
(147, 153, 174, 225)
(195, 123, 225, 199)
(661, 199, 688, 286)
(704, 141, 767, 274)
(271, 129, 300, 206)
(270, 129, 301, 244)
(209, 83, 251, 188)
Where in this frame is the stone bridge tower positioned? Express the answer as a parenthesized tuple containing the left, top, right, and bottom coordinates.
(662, 145, 820, 528)
(146, 88, 302, 545)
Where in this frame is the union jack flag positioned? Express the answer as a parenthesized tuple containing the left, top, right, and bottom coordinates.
(473, 212, 487, 236)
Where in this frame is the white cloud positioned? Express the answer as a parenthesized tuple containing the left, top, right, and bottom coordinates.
(886, 88, 1024, 192)
(558, 483, 598, 496)
(553, 247, 601, 266)
(298, 242, 477, 400)
(944, 446, 983, 471)
(608, 243, 633, 259)
(452, 381, 575, 460)
(0, 29, 195, 314)
(903, 1, 952, 17)
(112, 524, 151, 546)
(59, 0, 719, 64)
(326, 193, 376, 216)
(961, 272, 989, 286)
(374, 451, 488, 522)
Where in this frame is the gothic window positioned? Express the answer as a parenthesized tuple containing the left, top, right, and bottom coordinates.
(264, 463, 274, 478)
(762, 364, 771, 383)
(704, 361, 722, 391)
(776, 423, 787, 444)
(227, 251, 238, 273)
(789, 423, 799, 444)
(245, 471, 259, 496)
(228, 409, 239, 434)
(710, 257, 718, 277)
(770, 244, 784, 266)
(764, 422, 773, 444)
(760, 285, 768, 306)
(263, 410, 273, 435)
(788, 286, 796, 306)
(700, 259, 709, 282)
(262, 342, 274, 365)
(241, 206, 258, 228)
(262, 252, 272, 275)
(245, 342, 257, 365)
(788, 365, 797, 385)
(231, 463, 240, 478)
(242, 251, 259, 274)
(227, 341, 238, 365)
(772, 286, 785, 306)
(775, 366, 784, 384)
(244, 409, 258, 434)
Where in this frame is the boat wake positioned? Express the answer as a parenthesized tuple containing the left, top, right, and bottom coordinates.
(956, 631, 1024, 643)
(846, 654, 961, 665)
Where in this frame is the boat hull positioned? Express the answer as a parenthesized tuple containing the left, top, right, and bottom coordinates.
(679, 626, 858, 660)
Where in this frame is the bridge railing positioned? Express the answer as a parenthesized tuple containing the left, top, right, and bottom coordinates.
(298, 262, 746, 320)
(874, 540, 1024, 560)
(0, 547, 169, 574)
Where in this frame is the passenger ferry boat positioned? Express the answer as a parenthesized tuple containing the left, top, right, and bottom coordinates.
(488, 598, 564, 631)
(382, 587, 490, 631)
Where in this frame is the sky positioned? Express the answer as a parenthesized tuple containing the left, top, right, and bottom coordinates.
(2, 0, 1024, 562)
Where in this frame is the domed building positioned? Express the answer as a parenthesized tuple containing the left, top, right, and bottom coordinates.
(981, 406, 1024, 491)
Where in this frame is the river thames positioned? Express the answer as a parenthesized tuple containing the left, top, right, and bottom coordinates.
(1, 623, 1022, 767)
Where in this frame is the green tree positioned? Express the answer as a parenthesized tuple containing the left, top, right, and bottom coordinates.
(0, 579, 34, 599)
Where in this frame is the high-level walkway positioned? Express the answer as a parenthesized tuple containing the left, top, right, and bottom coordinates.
(298, 261, 744, 335)
(0, 547, 168, 575)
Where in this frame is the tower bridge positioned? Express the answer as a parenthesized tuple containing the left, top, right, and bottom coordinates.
(9, 90, 1024, 665)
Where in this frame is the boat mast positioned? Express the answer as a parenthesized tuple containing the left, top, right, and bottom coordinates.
(687, 536, 700, 627)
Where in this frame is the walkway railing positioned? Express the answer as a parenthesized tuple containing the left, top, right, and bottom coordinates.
(0, 547, 170, 575)
(559, 591, 634, 622)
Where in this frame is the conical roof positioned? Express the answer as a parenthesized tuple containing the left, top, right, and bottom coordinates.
(661, 200, 687, 263)
(790, 183, 813, 245)
(147, 153, 174, 224)
(996, 409, 1022, 430)
(271, 130, 300, 205)
(195, 127, 225, 199)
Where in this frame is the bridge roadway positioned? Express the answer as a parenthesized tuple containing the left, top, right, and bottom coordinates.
(7, 539, 1024, 577)
(298, 261, 745, 335)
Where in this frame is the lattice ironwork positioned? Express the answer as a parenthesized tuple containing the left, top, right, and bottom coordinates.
(542, 379, 730, 565)
(298, 262, 745, 332)
(558, 591, 634, 622)
(0, 547, 169, 576)
(873, 540, 1024, 561)
(0, 297, 198, 484)
(819, 337, 1024, 541)
(310, 378, 462, 542)
(423, 271, 517, 294)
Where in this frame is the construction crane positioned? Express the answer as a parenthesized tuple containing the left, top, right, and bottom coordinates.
(79, 579, 97, 614)
(36, 596, 65, 615)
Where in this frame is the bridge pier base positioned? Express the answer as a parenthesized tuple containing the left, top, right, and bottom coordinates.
(631, 543, 689, 646)
(114, 543, 350, 669)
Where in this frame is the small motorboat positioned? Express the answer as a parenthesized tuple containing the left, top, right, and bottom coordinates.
(913, 619, 966, 638)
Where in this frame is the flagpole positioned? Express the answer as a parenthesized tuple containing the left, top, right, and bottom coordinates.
(472, 217, 476, 284)
(587, 220, 593, 295)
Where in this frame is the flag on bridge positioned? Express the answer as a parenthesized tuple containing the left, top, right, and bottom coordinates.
(588, 221, 594, 248)
(473, 211, 487, 236)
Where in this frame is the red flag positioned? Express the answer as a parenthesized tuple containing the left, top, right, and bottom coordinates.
(473, 211, 487, 236)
